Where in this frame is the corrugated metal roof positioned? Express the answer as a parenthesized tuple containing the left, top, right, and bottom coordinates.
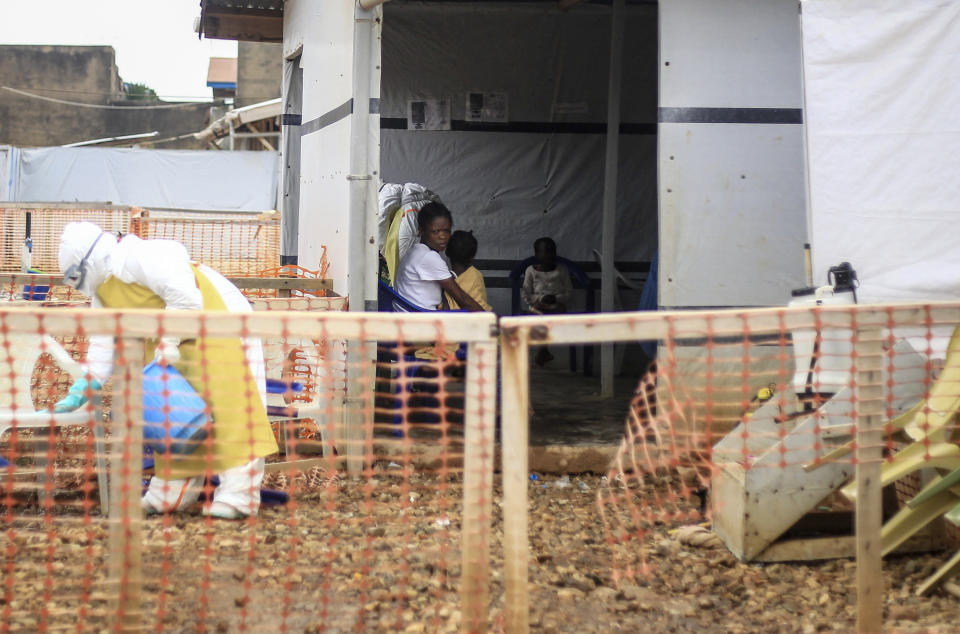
(207, 57, 238, 86)
(202, 0, 283, 11)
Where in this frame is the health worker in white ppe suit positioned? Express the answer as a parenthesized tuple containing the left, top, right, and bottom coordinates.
(55, 221, 278, 519)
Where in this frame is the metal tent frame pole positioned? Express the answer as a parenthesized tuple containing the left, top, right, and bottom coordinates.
(600, 0, 625, 398)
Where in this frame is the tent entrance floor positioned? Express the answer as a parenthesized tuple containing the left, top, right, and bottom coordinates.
(526, 364, 639, 474)
(528, 365, 637, 446)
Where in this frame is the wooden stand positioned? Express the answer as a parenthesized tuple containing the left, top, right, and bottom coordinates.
(711, 340, 929, 562)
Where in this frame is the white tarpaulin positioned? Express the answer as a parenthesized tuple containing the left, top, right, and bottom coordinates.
(15, 147, 278, 211)
(657, 0, 807, 308)
(802, 0, 960, 302)
(0, 146, 9, 201)
(380, 3, 658, 262)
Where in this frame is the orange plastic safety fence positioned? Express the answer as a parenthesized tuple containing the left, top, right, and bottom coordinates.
(0, 307, 496, 632)
(0, 274, 89, 305)
(590, 305, 960, 631)
(0, 205, 134, 274)
(130, 209, 280, 276)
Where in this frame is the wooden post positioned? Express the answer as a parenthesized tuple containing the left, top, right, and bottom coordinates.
(108, 338, 144, 632)
(91, 392, 110, 513)
(855, 328, 884, 633)
(343, 340, 372, 475)
(461, 341, 497, 633)
(500, 328, 530, 634)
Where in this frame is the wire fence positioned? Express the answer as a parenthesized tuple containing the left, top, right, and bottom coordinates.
(0, 307, 497, 632)
(501, 303, 960, 633)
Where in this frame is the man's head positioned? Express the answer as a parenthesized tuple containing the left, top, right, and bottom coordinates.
(59, 221, 115, 296)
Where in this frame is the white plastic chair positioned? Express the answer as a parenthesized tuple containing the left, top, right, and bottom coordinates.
(592, 249, 644, 373)
(0, 334, 108, 510)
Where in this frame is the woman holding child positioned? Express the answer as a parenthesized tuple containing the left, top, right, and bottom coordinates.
(394, 202, 489, 312)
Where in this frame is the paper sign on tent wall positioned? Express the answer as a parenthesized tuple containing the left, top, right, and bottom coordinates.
(465, 92, 509, 123)
(407, 99, 451, 131)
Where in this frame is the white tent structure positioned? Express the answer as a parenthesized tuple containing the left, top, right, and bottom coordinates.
(802, 0, 960, 304)
(278, 0, 811, 396)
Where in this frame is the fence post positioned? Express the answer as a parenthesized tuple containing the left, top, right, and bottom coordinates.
(500, 327, 530, 634)
(855, 327, 884, 633)
(108, 337, 144, 632)
(461, 340, 497, 633)
(344, 340, 373, 475)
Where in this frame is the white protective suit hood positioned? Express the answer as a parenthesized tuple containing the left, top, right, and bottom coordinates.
(58, 221, 118, 297)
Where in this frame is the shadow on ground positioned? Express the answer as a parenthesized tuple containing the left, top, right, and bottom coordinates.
(528, 363, 643, 446)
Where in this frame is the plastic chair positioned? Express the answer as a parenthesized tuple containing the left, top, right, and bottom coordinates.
(592, 249, 644, 373)
(376, 281, 466, 434)
(509, 256, 594, 375)
(907, 470, 960, 595)
(378, 279, 432, 313)
(0, 334, 108, 510)
(591, 249, 643, 299)
(833, 325, 960, 594)
(265, 372, 335, 458)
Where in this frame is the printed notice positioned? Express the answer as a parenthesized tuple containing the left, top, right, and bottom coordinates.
(554, 101, 589, 115)
(465, 92, 509, 123)
(407, 99, 451, 131)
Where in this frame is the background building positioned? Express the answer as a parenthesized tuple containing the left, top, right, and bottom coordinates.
(0, 45, 213, 149)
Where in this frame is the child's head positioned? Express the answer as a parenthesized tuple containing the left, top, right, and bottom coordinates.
(533, 237, 557, 268)
(446, 230, 478, 267)
(418, 202, 453, 252)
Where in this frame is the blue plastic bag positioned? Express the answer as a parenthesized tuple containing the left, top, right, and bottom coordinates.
(142, 362, 209, 455)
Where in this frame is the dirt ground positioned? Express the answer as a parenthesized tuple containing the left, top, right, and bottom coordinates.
(2, 350, 959, 631)
(3, 465, 960, 633)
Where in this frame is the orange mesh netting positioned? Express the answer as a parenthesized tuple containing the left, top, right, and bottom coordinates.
(0, 205, 134, 274)
(0, 306, 496, 632)
(130, 209, 280, 276)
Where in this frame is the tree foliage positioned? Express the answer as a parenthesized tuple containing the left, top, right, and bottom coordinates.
(123, 82, 158, 100)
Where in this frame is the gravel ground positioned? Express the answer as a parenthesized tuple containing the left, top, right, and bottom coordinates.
(2, 350, 958, 631)
(3, 467, 960, 633)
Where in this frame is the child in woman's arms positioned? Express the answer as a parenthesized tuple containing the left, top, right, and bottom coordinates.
(394, 203, 484, 312)
(445, 230, 492, 311)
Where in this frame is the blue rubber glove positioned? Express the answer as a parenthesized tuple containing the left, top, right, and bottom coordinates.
(53, 378, 102, 413)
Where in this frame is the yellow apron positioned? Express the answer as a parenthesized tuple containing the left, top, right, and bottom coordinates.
(96, 266, 278, 479)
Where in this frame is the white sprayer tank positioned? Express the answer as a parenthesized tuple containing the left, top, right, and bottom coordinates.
(788, 285, 856, 397)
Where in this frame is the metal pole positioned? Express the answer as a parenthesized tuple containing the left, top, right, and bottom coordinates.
(600, 0, 625, 398)
(348, 3, 374, 309)
(343, 2, 380, 474)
